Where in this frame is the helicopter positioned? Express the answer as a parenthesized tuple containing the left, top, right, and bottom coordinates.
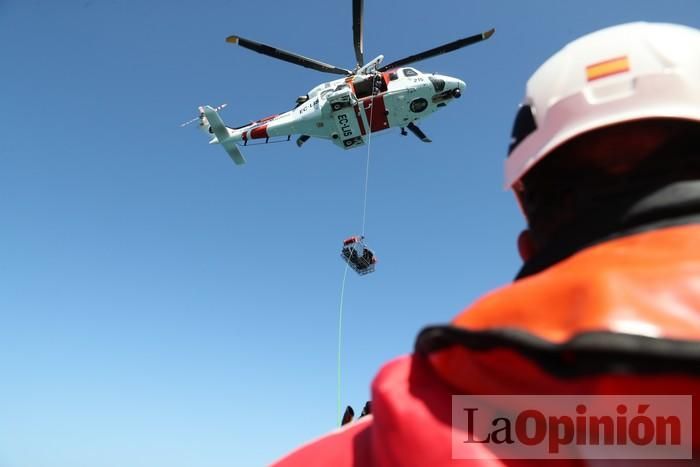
(184, 0, 494, 165)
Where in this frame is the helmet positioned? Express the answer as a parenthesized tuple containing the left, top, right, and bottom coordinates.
(506, 22, 700, 191)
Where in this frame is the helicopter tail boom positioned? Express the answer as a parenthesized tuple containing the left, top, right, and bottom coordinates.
(203, 105, 246, 165)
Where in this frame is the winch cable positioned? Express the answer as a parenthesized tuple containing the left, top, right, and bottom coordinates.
(361, 81, 376, 237)
(336, 74, 378, 426)
(336, 263, 349, 426)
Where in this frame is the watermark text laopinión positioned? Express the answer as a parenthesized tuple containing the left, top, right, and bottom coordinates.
(452, 395, 692, 459)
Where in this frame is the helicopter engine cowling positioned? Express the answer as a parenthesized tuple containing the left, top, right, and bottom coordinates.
(295, 95, 310, 107)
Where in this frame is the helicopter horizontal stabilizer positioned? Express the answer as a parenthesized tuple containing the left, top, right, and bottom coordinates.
(203, 105, 246, 165)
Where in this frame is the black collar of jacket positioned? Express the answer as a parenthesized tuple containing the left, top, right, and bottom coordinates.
(516, 179, 700, 280)
(415, 326, 700, 378)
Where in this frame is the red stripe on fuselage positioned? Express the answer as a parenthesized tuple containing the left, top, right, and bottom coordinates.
(353, 104, 366, 136)
(361, 95, 389, 133)
(250, 124, 269, 139)
(257, 114, 278, 123)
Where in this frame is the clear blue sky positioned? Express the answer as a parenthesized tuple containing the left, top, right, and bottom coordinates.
(2, 1, 698, 465)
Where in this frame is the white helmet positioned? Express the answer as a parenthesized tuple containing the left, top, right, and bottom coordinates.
(506, 22, 700, 190)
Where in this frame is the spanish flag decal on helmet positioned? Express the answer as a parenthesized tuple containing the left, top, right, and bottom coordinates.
(586, 56, 630, 81)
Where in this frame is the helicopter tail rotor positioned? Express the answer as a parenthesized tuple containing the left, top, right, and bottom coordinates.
(202, 105, 247, 165)
(181, 104, 228, 134)
(182, 104, 246, 166)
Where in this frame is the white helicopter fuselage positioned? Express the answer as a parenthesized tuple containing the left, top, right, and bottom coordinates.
(200, 65, 466, 157)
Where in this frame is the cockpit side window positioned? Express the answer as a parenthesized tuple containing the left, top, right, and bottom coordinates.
(429, 76, 445, 92)
(402, 68, 419, 77)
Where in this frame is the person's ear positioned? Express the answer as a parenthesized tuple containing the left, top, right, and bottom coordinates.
(517, 229, 536, 262)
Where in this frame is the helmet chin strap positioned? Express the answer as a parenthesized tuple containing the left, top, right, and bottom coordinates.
(516, 179, 700, 279)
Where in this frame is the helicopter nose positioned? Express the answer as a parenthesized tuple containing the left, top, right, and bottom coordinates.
(452, 79, 465, 98)
(441, 76, 465, 97)
(445, 77, 465, 99)
(431, 75, 466, 103)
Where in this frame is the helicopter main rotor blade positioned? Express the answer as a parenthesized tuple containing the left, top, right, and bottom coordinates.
(226, 35, 352, 76)
(378, 28, 495, 72)
(352, 0, 364, 67)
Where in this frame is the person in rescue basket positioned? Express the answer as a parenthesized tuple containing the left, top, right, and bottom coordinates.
(272, 22, 700, 466)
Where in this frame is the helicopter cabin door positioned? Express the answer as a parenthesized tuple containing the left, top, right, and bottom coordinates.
(360, 95, 390, 135)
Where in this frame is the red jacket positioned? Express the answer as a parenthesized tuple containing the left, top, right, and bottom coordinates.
(272, 225, 700, 466)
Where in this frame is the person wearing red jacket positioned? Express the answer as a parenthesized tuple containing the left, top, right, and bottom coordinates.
(272, 22, 700, 466)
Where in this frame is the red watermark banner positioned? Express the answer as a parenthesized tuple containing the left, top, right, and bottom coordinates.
(452, 395, 692, 459)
